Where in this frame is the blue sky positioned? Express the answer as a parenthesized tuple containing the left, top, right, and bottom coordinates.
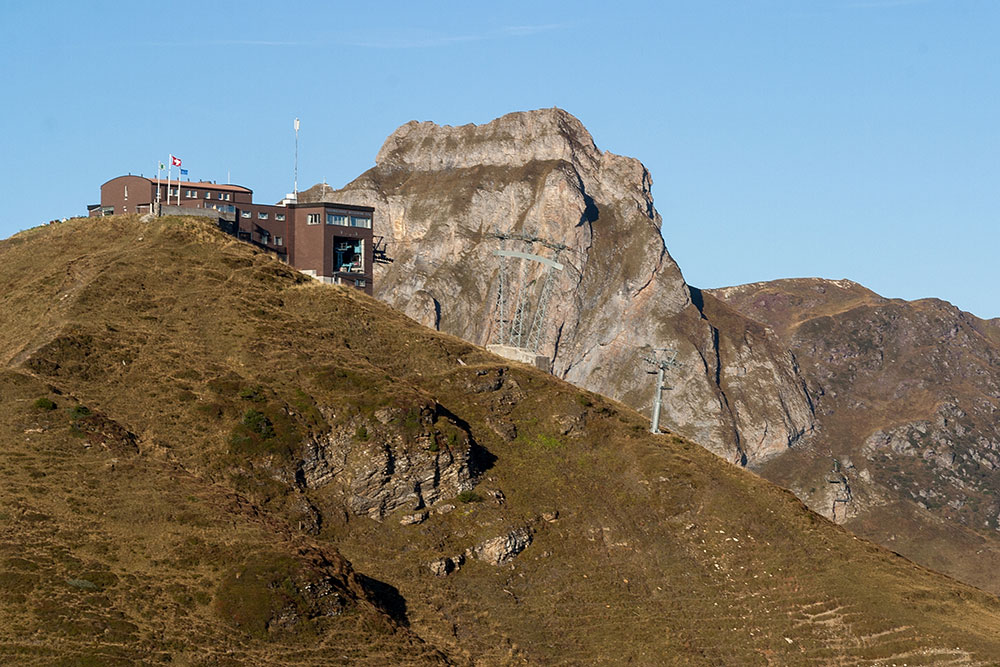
(1, 1, 997, 316)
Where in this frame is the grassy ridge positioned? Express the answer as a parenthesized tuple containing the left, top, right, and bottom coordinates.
(1, 216, 1000, 663)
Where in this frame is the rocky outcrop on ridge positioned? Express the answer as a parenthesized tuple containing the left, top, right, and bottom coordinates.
(302, 109, 814, 463)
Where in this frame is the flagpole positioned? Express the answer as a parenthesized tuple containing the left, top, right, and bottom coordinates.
(167, 157, 171, 210)
(156, 161, 162, 215)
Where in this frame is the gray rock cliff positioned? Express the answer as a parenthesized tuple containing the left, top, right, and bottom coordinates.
(303, 109, 814, 463)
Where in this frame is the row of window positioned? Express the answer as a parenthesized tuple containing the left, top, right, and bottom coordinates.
(258, 232, 284, 246)
(305, 213, 372, 228)
(182, 189, 232, 201)
(240, 210, 286, 221)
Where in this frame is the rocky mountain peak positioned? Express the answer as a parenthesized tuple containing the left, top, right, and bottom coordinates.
(369, 108, 660, 242)
(376, 108, 601, 172)
(306, 109, 815, 463)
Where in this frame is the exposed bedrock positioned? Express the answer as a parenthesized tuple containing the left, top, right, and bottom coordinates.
(302, 109, 814, 463)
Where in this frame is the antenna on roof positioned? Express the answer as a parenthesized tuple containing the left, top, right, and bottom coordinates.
(293, 117, 300, 196)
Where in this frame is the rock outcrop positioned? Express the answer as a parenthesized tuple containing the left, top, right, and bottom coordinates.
(298, 401, 480, 520)
(466, 527, 533, 566)
(303, 109, 814, 463)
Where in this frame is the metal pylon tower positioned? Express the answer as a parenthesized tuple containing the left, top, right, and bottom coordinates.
(642, 348, 681, 434)
(489, 232, 566, 354)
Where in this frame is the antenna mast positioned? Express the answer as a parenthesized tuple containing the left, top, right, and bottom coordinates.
(293, 117, 300, 195)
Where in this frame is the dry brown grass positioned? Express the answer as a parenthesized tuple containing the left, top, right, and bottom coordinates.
(1, 216, 1000, 664)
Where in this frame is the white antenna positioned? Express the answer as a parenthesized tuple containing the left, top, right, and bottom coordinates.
(293, 117, 300, 195)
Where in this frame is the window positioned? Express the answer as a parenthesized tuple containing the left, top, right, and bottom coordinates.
(350, 216, 371, 228)
(327, 213, 347, 226)
(355, 279, 366, 287)
(225, 193, 231, 201)
(241, 210, 251, 218)
(334, 237, 363, 274)
(306, 213, 321, 225)
(124, 185, 128, 199)
(275, 236, 283, 246)
(185, 190, 197, 198)
(218, 193, 224, 200)
(204, 191, 211, 199)
(258, 212, 269, 220)
(260, 232, 269, 243)
(275, 213, 285, 221)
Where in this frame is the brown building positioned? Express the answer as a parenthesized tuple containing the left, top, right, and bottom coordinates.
(90, 175, 374, 294)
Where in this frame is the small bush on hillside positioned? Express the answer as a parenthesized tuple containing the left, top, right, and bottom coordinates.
(457, 490, 483, 504)
(68, 405, 91, 419)
(33, 398, 56, 411)
(228, 404, 301, 461)
(239, 386, 265, 402)
(241, 409, 274, 438)
(354, 425, 369, 441)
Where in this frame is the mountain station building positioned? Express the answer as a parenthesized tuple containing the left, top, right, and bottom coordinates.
(90, 175, 374, 293)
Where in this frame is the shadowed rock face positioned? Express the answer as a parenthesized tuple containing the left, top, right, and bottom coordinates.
(302, 109, 814, 463)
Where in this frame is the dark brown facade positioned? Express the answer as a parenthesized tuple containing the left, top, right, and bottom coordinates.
(92, 176, 252, 217)
(91, 175, 374, 294)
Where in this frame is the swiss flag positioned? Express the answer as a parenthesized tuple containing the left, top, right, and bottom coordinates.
(171, 155, 182, 167)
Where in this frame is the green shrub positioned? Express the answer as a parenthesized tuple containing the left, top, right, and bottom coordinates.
(354, 425, 369, 441)
(457, 490, 483, 504)
(400, 408, 422, 436)
(241, 409, 274, 438)
(239, 385, 265, 402)
(68, 405, 91, 419)
(33, 397, 56, 411)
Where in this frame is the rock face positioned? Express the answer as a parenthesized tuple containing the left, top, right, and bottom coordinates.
(302, 109, 814, 464)
(297, 401, 479, 520)
(466, 527, 533, 566)
(711, 278, 1000, 594)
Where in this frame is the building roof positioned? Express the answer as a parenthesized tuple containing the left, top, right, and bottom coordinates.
(167, 180, 252, 193)
(100, 175, 252, 193)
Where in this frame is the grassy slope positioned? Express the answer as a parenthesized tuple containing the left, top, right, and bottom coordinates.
(2, 217, 1000, 664)
(707, 279, 1000, 597)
